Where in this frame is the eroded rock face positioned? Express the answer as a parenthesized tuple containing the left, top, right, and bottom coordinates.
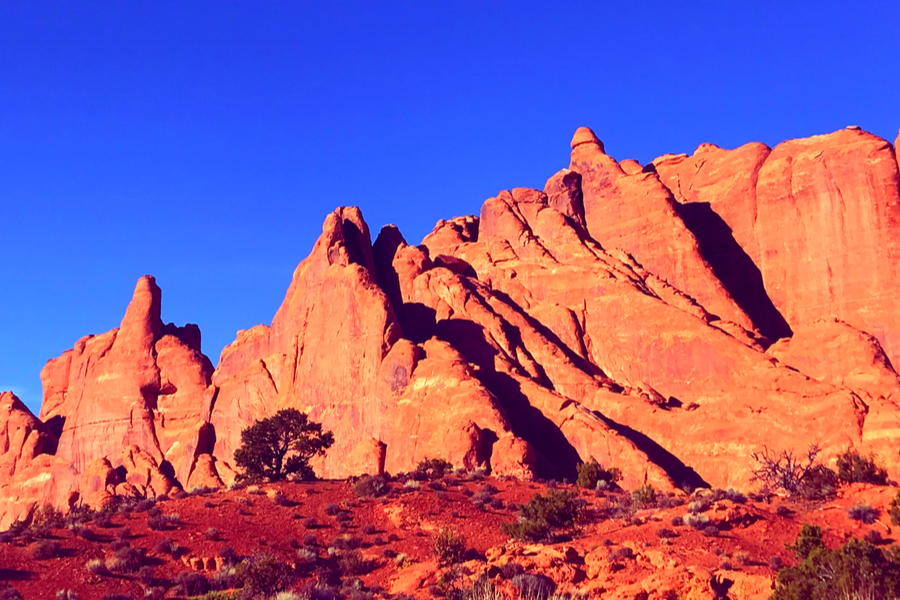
(40, 276, 214, 483)
(5, 125, 900, 526)
(652, 142, 791, 341)
(211, 207, 536, 480)
(420, 181, 869, 488)
(755, 128, 900, 364)
(569, 127, 754, 331)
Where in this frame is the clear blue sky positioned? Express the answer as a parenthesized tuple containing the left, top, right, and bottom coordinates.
(2, 2, 899, 414)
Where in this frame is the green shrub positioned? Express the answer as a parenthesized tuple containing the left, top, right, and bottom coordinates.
(353, 474, 388, 497)
(501, 490, 580, 542)
(772, 535, 900, 599)
(710, 488, 746, 504)
(510, 573, 556, 599)
(0, 587, 24, 600)
(502, 518, 551, 543)
(33, 540, 61, 560)
(237, 551, 295, 598)
(575, 459, 621, 490)
(233, 409, 334, 483)
(835, 451, 888, 486)
(173, 572, 210, 597)
(108, 546, 146, 573)
(890, 489, 900, 526)
(847, 503, 879, 524)
(415, 458, 453, 480)
(632, 484, 658, 508)
(787, 524, 823, 560)
(433, 528, 467, 565)
(795, 465, 839, 501)
(685, 513, 710, 530)
(337, 548, 375, 576)
(147, 513, 181, 531)
(32, 504, 64, 529)
(751, 444, 838, 500)
(197, 593, 235, 600)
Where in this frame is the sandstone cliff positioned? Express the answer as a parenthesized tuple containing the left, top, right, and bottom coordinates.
(3, 125, 900, 529)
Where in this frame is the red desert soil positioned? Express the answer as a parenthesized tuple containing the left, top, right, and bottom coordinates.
(2, 476, 897, 599)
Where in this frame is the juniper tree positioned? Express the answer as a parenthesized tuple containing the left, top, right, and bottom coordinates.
(233, 409, 334, 482)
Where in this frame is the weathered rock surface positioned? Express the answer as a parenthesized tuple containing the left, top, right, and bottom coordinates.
(40, 275, 214, 485)
(654, 128, 900, 363)
(569, 127, 754, 330)
(755, 128, 900, 364)
(421, 181, 869, 488)
(652, 141, 791, 341)
(4, 125, 900, 526)
(211, 207, 536, 481)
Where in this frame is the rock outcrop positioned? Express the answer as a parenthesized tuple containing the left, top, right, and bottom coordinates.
(4, 125, 900, 527)
(211, 207, 536, 481)
(40, 275, 214, 485)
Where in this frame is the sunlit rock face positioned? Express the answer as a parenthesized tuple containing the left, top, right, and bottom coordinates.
(4, 125, 900, 528)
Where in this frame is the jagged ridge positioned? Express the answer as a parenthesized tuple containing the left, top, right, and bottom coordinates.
(2, 125, 900, 529)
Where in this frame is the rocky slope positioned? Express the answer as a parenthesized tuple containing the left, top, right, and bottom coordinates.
(0, 475, 896, 600)
(2, 125, 900, 528)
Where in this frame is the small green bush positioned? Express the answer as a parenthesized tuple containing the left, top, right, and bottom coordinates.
(108, 547, 146, 573)
(847, 503, 879, 524)
(772, 535, 900, 599)
(835, 451, 888, 486)
(173, 572, 210, 597)
(433, 528, 467, 565)
(415, 458, 453, 480)
(0, 587, 24, 600)
(33, 540, 61, 560)
(575, 459, 621, 490)
(353, 475, 388, 497)
(336, 548, 375, 576)
(685, 513, 710, 530)
(510, 573, 556, 598)
(237, 551, 295, 598)
(147, 513, 181, 531)
(32, 504, 64, 529)
(501, 490, 580, 542)
(890, 489, 900, 526)
(656, 527, 677, 538)
(794, 465, 839, 501)
(787, 524, 824, 560)
(632, 484, 658, 508)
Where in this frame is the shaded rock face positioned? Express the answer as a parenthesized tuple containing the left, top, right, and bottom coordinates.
(4, 125, 900, 527)
(653, 127, 900, 363)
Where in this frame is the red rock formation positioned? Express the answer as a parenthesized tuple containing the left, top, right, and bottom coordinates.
(6, 125, 900, 527)
(211, 207, 536, 481)
(768, 319, 900, 476)
(569, 127, 754, 330)
(40, 275, 214, 484)
(0, 392, 56, 478)
(421, 182, 869, 488)
(652, 142, 792, 340)
(755, 128, 900, 365)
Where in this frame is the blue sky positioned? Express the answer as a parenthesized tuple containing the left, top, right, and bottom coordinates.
(2, 2, 899, 414)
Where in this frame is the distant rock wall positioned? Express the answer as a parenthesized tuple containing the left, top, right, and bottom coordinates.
(3, 126, 900, 529)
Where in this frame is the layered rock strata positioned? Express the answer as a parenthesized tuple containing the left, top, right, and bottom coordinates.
(3, 125, 900, 528)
